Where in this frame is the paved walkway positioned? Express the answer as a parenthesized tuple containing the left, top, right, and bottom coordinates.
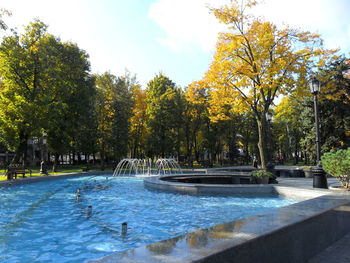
(277, 177, 340, 188)
(308, 231, 350, 263)
(277, 177, 350, 263)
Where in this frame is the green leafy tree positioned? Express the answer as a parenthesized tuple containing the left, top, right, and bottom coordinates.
(300, 57, 350, 163)
(145, 73, 183, 157)
(111, 72, 135, 161)
(129, 85, 148, 158)
(275, 96, 304, 164)
(95, 71, 134, 166)
(0, 19, 93, 164)
(46, 43, 96, 169)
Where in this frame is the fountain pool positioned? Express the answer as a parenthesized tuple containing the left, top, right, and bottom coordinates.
(0, 175, 296, 263)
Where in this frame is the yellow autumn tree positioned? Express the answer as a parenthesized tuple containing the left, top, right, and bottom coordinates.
(197, 0, 335, 168)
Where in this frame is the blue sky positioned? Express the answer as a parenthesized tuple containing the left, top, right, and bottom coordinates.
(1, 0, 350, 88)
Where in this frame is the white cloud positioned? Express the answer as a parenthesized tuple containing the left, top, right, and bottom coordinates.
(149, 0, 350, 54)
(253, 0, 350, 53)
(148, 0, 226, 52)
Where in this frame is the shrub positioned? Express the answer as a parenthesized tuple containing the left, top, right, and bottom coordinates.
(321, 148, 350, 188)
(302, 166, 313, 171)
(251, 169, 274, 178)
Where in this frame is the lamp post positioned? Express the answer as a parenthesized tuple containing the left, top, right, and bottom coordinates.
(40, 132, 48, 175)
(309, 77, 328, 189)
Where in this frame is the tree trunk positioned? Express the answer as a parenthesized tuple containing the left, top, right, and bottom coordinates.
(72, 152, 76, 165)
(101, 142, 105, 170)
(11, 130, 28, 166)
(256, 116, 268, 169)
(52, 153, 59, 172)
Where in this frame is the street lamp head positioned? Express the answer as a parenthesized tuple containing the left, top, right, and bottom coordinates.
(265, 112, 273, 122)
(42, 131, 47, 145)
(309, 77, 320, 95)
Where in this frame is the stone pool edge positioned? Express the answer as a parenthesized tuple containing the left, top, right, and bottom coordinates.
(0, 171, 111, 187)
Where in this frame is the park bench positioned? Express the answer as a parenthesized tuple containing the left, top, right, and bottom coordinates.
(6, 164, 32, 180)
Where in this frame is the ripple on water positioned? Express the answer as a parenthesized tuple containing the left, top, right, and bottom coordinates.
(0, 176, 296, 263)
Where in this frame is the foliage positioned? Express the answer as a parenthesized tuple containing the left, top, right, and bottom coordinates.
(321, 148, 350, 188)
(0, 15, 349, 169)
(184, 81, 210, 163)
(298, 57, 350, 163)
(46, 42, 96, 158)
(145, 73, 183, 157)
(302, 166, 313, 171)
(0, 8, 11, 31)
(274, 96, 304, 163)
(129, 85, 148, 158)
(251, 169, 274, 178)
(192, 0, 335, 168)
(0, 19, 94, 164)
(319, 56, 350, 103)
(95, 71, 135, 162)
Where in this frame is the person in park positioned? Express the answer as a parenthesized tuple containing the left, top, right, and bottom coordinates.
(252, 156, 258, 168)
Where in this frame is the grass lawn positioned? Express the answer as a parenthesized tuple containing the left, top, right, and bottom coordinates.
(0, 167, 105, 181)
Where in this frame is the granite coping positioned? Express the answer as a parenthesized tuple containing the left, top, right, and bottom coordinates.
(0, 171, 111, 187)
(143, 175, 343, 199)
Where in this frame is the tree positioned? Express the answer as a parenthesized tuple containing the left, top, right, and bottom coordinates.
(145, 73, 183, 157)
(0, 8, 11, 31)
(46, 42, 96, 169)
(0, 19, 93, 164)
(95, 71, 134, 166)
(183, 82, 208, 164)
(186, 81, 250, 166)
(197, 0, 334, 168)
(274, 57, 350, 164)
(129, 85, 148, 158)
(111, 72, 135, 161)
(299, 57, 350, 163)
(275, 96, 304, 164)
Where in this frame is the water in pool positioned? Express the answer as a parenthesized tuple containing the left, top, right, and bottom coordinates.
(0, 176, 296, 263)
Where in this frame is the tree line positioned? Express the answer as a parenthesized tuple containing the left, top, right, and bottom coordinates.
(0, 1, 349, 169)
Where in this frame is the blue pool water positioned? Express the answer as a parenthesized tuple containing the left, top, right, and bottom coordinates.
(0, 176, 296, 263)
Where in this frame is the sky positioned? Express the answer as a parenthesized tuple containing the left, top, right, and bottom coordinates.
(1, 0, 350, 88)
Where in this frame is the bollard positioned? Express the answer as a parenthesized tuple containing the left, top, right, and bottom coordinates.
(76, 188, 81, 201)
(87, 205, 92, 217)
(121, 222, 127, 236)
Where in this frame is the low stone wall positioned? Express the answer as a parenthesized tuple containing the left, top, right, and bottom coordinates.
(144, 175, 275, 195)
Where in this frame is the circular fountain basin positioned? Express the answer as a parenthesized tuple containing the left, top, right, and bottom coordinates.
(144, 174, 276, 196)
(161, 174, 252, 184)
